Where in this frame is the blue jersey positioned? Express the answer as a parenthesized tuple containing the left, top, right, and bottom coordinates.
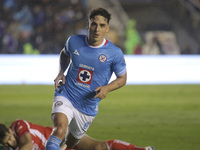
(55, 35, 126, 116)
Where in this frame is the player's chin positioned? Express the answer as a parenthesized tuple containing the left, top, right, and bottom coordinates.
(94, 37, 102, 42)
(13, 141, 18, 148)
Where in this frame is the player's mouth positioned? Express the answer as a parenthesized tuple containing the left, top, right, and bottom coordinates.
(94, 33, 99, 38)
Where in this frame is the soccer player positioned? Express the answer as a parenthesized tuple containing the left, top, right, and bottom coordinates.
(0, 119, 52, 150)
(45, 7, 154, 150)
(0, 119, 154, 150)
(45, 7, 127, 150)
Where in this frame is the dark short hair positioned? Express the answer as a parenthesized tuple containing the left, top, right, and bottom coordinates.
(0, 124, 9, 144)
(89, 8, 111, 24)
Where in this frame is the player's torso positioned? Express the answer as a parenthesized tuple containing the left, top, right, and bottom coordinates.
(61, 35, 117, 116)
(29, 126, 52, 150)
(67, 35, 114, 89)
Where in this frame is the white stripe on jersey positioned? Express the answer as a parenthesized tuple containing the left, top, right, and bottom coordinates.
(23, 120, 30, 128)
(24, 120, 48, 146)
(116, 68, 127, 77)
(30, 129, 48, 146)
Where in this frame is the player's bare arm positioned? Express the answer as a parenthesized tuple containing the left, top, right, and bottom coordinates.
(18, 133, 33, 150)
(94, 72, 127, 99)
(54, 48, 71, 89)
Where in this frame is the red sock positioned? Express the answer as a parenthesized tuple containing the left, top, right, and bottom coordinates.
(106, 140, 145, 150)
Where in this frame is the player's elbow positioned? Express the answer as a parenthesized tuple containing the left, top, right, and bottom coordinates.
(121, 79, 126, 87)
(120, 72, 127, 87)
(122, 79, 127, 87)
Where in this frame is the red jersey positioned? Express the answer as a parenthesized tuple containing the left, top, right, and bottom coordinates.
(9, 119, 52, 150)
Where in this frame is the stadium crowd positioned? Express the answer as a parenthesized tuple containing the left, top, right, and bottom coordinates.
(0, 0, 200, 55)
(0, 0, 88, 54)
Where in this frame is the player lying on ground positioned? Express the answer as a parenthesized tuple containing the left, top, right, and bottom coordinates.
(0, 119, 154, 150)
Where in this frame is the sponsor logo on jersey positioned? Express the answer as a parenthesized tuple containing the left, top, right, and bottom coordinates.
(55, 101, 63, 107)
(73, 49, 79, 55)
(99, 54, 107, 63)
(79, 64, 94, 71)
(77, 68, 93, 85)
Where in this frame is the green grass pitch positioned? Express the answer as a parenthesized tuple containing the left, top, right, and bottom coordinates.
(0, 84, 200, 150)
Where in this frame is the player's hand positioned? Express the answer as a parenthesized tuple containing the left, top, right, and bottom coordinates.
(94, 86, 109, 100)
(54, 72, 65, 89)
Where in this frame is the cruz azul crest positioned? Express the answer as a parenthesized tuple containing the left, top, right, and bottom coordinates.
(77, 68, 93, 85)
(99, 54, 107, 63)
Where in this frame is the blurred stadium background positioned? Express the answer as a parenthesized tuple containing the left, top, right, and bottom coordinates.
(0, 0, 200, 55)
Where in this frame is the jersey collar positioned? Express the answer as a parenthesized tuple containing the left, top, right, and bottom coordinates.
(84, 36, 108, 48)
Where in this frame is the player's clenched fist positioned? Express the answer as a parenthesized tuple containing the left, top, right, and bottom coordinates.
(94, 86, 109, 100)
(54, 72, 65, 89)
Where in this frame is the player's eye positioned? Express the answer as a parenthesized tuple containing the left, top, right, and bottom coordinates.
(91, 22, 97, 26)
(100, 24, 106, 28)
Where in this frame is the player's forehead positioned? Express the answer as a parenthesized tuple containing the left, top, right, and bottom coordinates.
(90, 15, 108, 25)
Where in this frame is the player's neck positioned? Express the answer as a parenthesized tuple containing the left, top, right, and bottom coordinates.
(87, 37, 104, 47)
(86, 36, 106, 48)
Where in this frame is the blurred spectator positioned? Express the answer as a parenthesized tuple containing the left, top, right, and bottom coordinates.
(75, 21, 87, 35)
(134, 44, 143, 54)
(13, 5, 34, 35)
(142, 36, 160, 55)
(142, 31, 180, 55)
(125, 19, 141, 54)
(181, 44, 193, 54)
(33, 5, 46, 27)
(23, 42, 40, 54)
(0, 21, 4, 53)
(153, 36, 165, 54)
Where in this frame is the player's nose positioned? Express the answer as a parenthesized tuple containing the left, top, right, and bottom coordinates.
(95, 25, 100, 32)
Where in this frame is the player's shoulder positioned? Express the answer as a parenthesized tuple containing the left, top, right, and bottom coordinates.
(12, 119, 25, 125)
(10, 119, 29, 131)
(15, 119, 29, 126)
(106, 40, 123, 54)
